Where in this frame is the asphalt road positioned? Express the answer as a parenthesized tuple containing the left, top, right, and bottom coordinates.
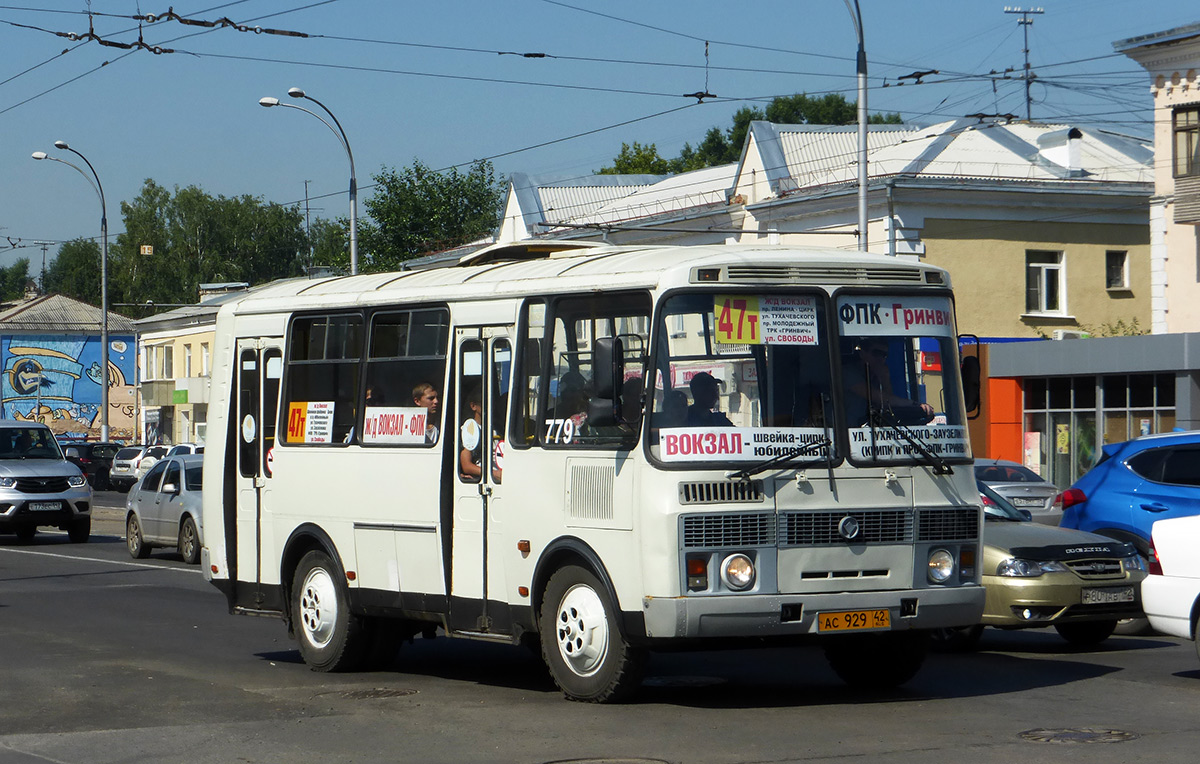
(2, 500, 1200, 763)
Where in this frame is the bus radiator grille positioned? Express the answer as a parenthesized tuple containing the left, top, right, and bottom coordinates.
(779, 510, 912, 546)
(678, 480, 765, 504)
(916, 507, 980, 541)
(682, 512, 776, 548)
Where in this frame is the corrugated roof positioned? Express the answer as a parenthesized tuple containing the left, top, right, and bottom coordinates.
(0, 294, 134, 333)
(588, 164, 737, 224)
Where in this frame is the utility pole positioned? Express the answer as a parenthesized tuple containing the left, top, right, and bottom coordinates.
(1004, 6, 1044, 121)
(304, 180, 313, 271)
(34, 241, 53, 292)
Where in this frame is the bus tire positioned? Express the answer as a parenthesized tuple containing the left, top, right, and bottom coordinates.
(292, 550, 367, 672)
(824, 630, 929, 688)
(539, 565, 644, 703)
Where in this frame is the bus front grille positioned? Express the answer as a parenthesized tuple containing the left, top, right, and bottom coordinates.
(916, 508, 980, 541)
(725, 265, 924, 284)
(779, 509, 913, 546)
(679, 480, 765, 505)
(682, 512, 776, 548)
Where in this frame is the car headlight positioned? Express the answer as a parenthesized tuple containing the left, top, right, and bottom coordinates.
(68, 474, 87, 488)
(927, 549, 955, 583)
(997, 558, 1068, 577)
(1123, 554, 1147, 573)
(0, 477, 14, 488)
(719, 553, 756, 591)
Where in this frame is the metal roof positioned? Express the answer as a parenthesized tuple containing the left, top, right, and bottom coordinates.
(0, 294, 134, 333)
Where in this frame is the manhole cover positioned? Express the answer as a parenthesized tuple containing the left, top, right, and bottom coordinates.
(1019, 728, 1139, 744)
(641, 675, 727, 688)
(320, 688, 418, 700)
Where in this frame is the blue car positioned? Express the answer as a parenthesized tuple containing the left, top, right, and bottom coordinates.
(1059, 431, 1200, 556)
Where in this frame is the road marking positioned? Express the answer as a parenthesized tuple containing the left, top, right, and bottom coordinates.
(0, 546, 199, 573)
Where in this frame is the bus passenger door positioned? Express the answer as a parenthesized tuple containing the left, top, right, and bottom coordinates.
(450, 327, 511, 634)
(234, 339, 283, 596)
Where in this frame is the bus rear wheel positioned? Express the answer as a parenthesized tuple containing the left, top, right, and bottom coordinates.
(292, 550, 367, 672)
(824, 630, 929, 688)
(539, 565, 644, 703)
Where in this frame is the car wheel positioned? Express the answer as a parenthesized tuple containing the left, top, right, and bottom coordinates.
(127, 514, 150, 559)
(178, 517, 200, 564)
(15, 526, 35, 543)
(539, 565, 645, 703)
(67, 517, 90, 543)
(930, 624, 985, 652)
(292, 550, 368, 672)
(1054, 619, 1117, 646)
(824, 630, 930, 688)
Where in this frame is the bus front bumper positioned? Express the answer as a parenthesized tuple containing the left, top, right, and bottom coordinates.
(640, 585, 985, 639)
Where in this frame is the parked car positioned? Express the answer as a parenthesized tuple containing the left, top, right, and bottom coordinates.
(135, 445, 170, 480)
(166, 443, 204, 457)
(0, 422, 92, 543)
(1058, 431, 1200, 556)
(109, 446, 150, 492)
(125, 454, 204, 563)
(1143, 514, 1200, 662)
(974, 458, 1060, 525)
(63, 441, 122, 490)
(933, 482, 1147, 650)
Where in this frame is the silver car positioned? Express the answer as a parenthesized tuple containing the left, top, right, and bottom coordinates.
(125, 454, 204, 563)
(974, 458, 1061, 525)
(0, 422, 92, 543)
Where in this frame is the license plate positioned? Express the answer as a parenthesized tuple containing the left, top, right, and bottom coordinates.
(816, 609, 891, 632)
(1011, 497, 1043, 507)
(28, 501, 61, 512)
(1081, 586, 1135, 605)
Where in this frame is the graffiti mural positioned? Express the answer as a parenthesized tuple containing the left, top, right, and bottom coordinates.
(1, 334, 137, 440)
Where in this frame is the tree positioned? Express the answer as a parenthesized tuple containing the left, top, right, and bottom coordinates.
(108, 179, 306, 314)
(0, 258, 30, 301)
(358, 159, 505, 272)
(42, 240, 99, 302)
(600, 93, 904, 173)
(597, 142, 673, 175)
(307, 217, 349, 273)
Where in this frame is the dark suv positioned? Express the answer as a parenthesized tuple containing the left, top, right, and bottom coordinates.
(63, 442, 122, 490)
(0, 422, 93, 542)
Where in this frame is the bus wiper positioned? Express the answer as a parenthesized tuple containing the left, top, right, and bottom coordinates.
(869, 410, 953, 475)
(726, 436, 833, 481)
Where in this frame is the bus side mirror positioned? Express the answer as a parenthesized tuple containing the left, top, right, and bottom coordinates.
(589, 337, 625, 426)
(961, 355, 981, 415)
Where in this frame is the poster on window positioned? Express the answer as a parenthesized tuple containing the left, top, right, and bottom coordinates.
(712, 295, 819, 346)
(287, 401, 335, 443)
(836, 295, 956, 338)
(362, 406, 428, 445)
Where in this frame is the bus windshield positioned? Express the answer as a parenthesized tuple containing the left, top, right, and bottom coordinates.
(647, 291, 971, 468)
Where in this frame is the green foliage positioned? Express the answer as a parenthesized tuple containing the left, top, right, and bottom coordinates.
(0, 258, 31, 301)
(358, 159, 505, 272)
(1082, 317, 1146, 337)
(107, 179, 306, 314)
(599, 93, 903, 173)
(307, 217, 349, 272)
(43, 240, 99, 302)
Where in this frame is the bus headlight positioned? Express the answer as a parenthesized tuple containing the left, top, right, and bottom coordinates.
(720, 553, 756, 591)
(927, 549, 955, 583)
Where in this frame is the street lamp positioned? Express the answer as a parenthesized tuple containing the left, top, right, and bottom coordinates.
(844, 0, 869, 252)
(260, 88, 358, 275)
(31, 142, 111, 440)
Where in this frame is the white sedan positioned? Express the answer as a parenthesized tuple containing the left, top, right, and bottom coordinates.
(1144, 514, 1200, 661)
(124, 454, 204, 564)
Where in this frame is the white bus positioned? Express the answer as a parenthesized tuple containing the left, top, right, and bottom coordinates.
(202, 242, 985, 702)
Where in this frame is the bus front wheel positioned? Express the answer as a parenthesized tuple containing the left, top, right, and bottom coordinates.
(823, 630, 929, 688)
(539, 565, 644, 703)
(292, 550, 367, 672)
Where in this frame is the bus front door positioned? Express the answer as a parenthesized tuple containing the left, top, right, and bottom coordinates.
(234, 339, 283, 600)
(449, 327, 512, 634)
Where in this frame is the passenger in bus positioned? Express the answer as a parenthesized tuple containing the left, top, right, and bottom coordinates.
(412, 382, 440, 444)
(658, 389, 688, 428)
(686, 372, 733, 427)
(460, 385, 484, 480)
(844, 338, 935, 426)
(364, 385, 383, 407)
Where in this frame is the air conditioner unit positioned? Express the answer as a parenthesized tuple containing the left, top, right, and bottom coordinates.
(1052, 329, 1088, 340)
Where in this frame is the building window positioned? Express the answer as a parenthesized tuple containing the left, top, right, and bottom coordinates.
(145, 346, 157, 381)
(1025, 250, 1065, 314)
(1105, 250, 1128, 290)
(184, 344, 193, 377)
(162, 346, 174, 379)
(1174, 106, 1199, 178)
(201, 342, 210, 376)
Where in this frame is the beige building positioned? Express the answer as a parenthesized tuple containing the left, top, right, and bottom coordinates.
(1117, 23, 1200, 334)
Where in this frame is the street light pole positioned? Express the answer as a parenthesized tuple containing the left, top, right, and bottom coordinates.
(260, 88, 358, 275)
(844, 0, 869, 252)
(31, 143, 110, 440)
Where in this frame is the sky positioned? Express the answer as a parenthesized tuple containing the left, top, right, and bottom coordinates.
(1, 0, 1197, 275)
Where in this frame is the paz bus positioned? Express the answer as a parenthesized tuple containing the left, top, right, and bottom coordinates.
(201, 241, 985, 702)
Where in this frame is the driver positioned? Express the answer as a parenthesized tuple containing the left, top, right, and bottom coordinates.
(844, 338, 934, 426)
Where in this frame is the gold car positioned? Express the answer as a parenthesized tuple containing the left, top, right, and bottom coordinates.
(934, 482, 1147, 651)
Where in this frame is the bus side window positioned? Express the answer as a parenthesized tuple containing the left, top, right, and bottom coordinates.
(364, 308, 450, 446)
(283, 313, 363, 445)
